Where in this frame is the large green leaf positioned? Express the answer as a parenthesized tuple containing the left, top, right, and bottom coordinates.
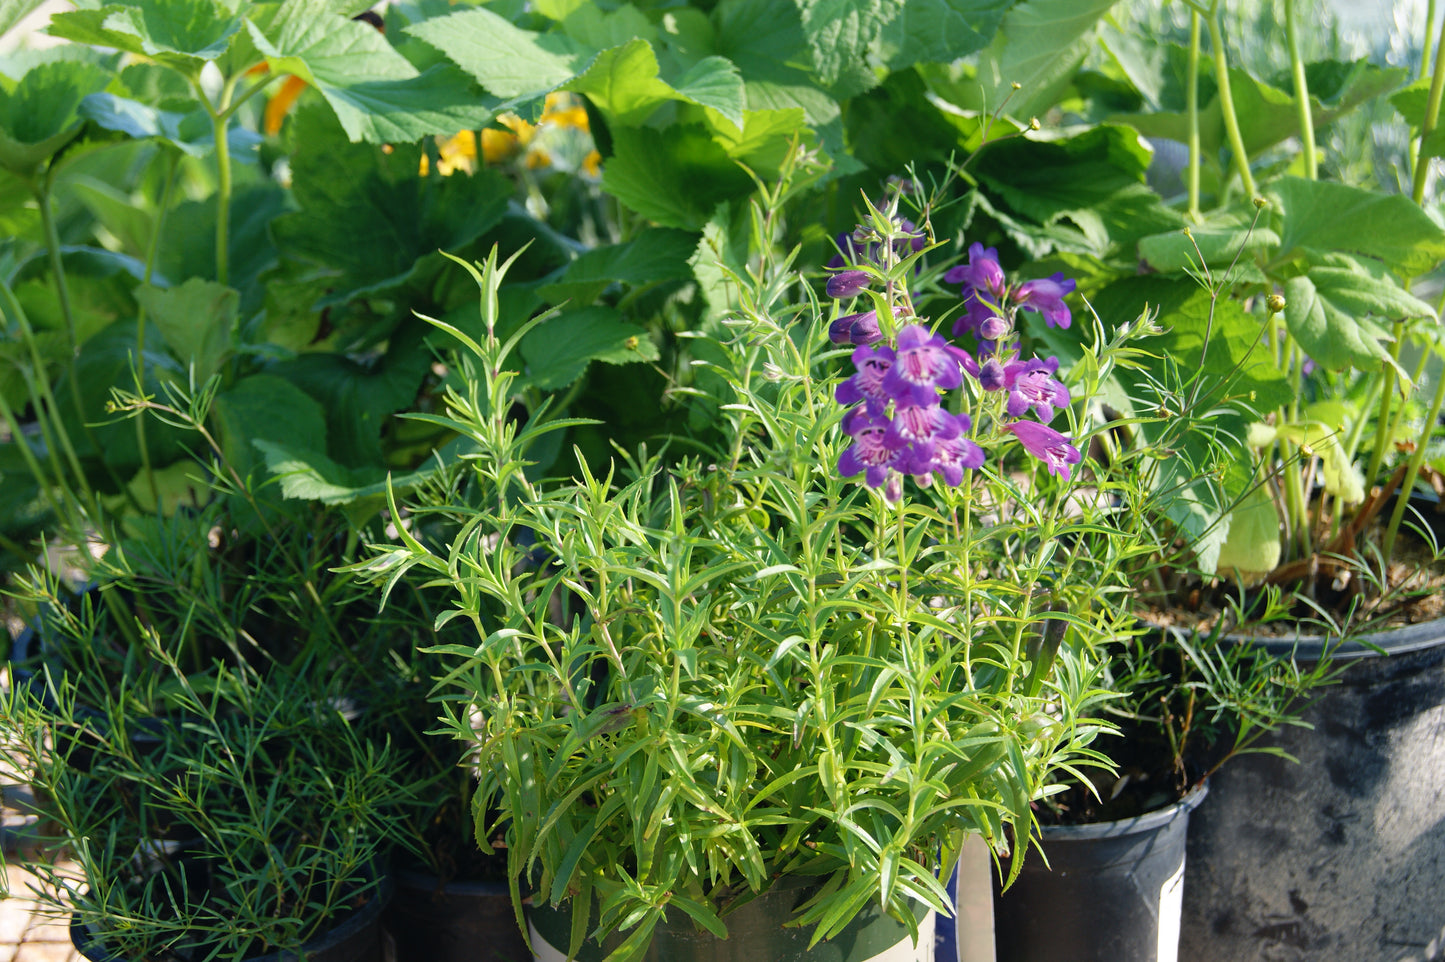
(154, 183, 287, 314)
(270, 106, 510, 306)
(671, 56, 745, 131)
(538, 228, 698, 306)
(404, 6, 589, 101)
(564, 38, 674, 125)
(0, 59, 113, 175)
(601, 123, 752, 230)
(254, 438, 437, 508)
(792, 0, 904, 86)
(559, 1, 657, 49)
(1283, 272, 1399, 375)
(1137, 206, 1280, 280)
(959, 0, 1118, 120)
(134, 279, 239, 383)
(1269, 176, 1445, 276)
(520, 306, 659, 390)
(211, 373, 328, 480)
(249, 0, 495, 142)
(268, 321, 432, 468)
(47, 0, 244, 75)
(79, 91, 261, 158)
(875, 0, 1011, 70)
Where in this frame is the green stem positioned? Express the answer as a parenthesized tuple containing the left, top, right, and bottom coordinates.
(1187, 11, 1202, 220)
(0, 387, 67, 529)
(133, 152, 183, 509)
(1427, 0, 1440, 82)
(1205, 10, 1257, 199)
(1364, 320, 1405, 489)
(1283, 0, 1316, 180)
(36, 172, 88, 447)
(1412, 10, 1445, 205)
(1382, 356, 1445, 561)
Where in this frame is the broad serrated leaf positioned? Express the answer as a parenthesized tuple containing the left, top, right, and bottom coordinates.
(1137, 210, 1281, 276)
(405, 6, 588, 100)
(519, 306, 658, 390)
(0, 59, 113, 174)
(672, 55, 745, 130)
(794, 0, 904, 86)
(48, 0, 243, 74)
(560, 1, 656, 49)
(270, 106, 510, 306)
(134, 279, 239, 382)
(601, 123, 751, 229)
(1390, 75, 1431, 127)
(965, 0, 1117, 119)
(211, 373, 328, 480)
(563, 38, 673, 124)
(1283, 272, 1397, 374)
(876, 0, 1010, 70)
(1270, 176, 1445, 276)
(537, 228, 696, 306)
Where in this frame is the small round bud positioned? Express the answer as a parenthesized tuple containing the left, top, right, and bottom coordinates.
(1182, 227, 1192, 238)
(1011, 82, 1022, 90)
(1029, 117, 1041, 131)
(1266, 293, 1286, 314)
(1252, 196, 1267, 210)
(978, 315, 1011, 341)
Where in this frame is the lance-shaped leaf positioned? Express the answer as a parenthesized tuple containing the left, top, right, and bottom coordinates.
(48, 0, 245, 75)
(247, 0, 495, 142)
(0, 59, 113, 175)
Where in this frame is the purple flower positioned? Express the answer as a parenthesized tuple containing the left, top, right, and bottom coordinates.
(951, 291, 1000, 340)
(885, 403, 964, 449)
(835, 343, 895, 414)
(978, 315, 1010, 341)
(1015, 273, 1076, 328)
(838, 407, 902, 489)
(911, 430, 986, 487)
(1003, 356, 1070, 423)
(826, 270, 871, 299)
(829, 310, 883, 346)
(943, 243, 1008, 300)
(978, 357, 1007, 392)
(942, 343, 980, 379)
(1005, 420, 1082, 481)
(881, 324, 962, 408)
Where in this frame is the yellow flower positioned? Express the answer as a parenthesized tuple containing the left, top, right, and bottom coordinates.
(581, 149, 602, 178)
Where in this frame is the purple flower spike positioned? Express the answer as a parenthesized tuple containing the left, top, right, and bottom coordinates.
(978, 357, 1007, 392)
(826, 270, 872, 299)
(829, 310, 883, 345)
(1003, 356, 1070, 423)
(1015, 273, 1077, 329)
(835, 344, 896, 414)
(838, 407, 901, 489)
(1005, 420, 1082, 481)
(882, 324, 962, 407)
(913, 429, 985, 487)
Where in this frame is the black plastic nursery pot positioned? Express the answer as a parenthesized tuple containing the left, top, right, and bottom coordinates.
(992, 784, 1208, 962)
(1179, 615, 1445, 962)
(526, 875, 937, 962)
(70, 875, 393, 962)
(385, 869, 531, 962)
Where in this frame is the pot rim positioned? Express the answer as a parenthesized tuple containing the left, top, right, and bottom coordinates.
(1038, 781, 1209, 841)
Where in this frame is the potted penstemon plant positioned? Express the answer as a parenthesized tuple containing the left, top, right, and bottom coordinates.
(347, 144, 1181, 962)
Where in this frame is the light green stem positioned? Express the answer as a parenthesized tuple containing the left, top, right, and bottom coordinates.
(1382, 355, 1445, 561)
(1427, 0, 1440, 82)
(1205, 10, 1256, 198)
(1187, 11, 1202, 220)
(1412, 10, 1445, 205)
(1284, 0, 1316, 179)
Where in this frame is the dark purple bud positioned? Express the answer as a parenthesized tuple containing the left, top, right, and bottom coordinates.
(979, 357, 1007, 392)
(826, 270, 871, 299)
(829, 310, 883, 346)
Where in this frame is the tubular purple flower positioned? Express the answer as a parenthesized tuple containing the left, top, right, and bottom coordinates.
(1003, 356, 1070, 423)
(835, 344, 895, 415)
(1015, 273, 1077, 328)
(943, 243, 1008, 300)
(838, 407, 902, 489)
(912, 428, 985, 487)
(826, 270, 872, 299)
(885, 401, 963, 449)
(942, 343, 979, 379)
(1005, 420, 1082, 481)
(882, 324, 962, 408)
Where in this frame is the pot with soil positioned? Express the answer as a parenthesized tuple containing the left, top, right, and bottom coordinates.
(1178, 614, 1445, 962)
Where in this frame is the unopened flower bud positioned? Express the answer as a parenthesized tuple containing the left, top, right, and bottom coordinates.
(979, 357, 1007, 391)
(1252, 196, 1268, 210)
(978, 315, 1010, 341)
(829, 310, 883, 345)
(826, 270, 871, 299)
(1266, 293, 1286, 313)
